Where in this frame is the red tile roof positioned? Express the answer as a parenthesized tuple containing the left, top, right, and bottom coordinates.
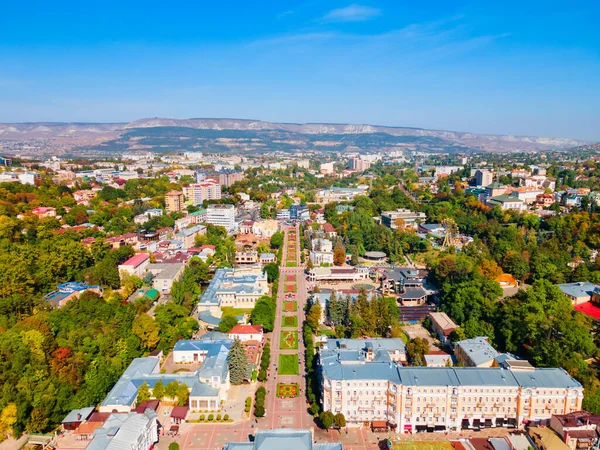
(121, 253, 149, 267)
(230, 325, 263, 335)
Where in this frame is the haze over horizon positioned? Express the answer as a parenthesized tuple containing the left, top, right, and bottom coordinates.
(1, 1, 599, 141)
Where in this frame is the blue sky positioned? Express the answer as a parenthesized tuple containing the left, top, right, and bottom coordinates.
(0, 1, 599, 140)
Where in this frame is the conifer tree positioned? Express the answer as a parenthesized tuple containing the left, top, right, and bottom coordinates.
(228, 338, 249, 385)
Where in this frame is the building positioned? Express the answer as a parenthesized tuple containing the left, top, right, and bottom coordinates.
(223, 429, 343, 450)
(31, 206, 57, 218)
(475, 170, 494, 187)
(485, 195, 526, 211)
(165, 190, 185, 213)
(118, 253, 150, 278)
(174, 224, 207, 249)
(557, 282, 600, 305)
(316, 186, 368, 203)
(45, 282, 102, 308)
(429, 312, 458, 346)
(380, 267, 427, 295)
(307, 266, 370, 283)
(425, 351, 453, 367)
(320, 162, 335, 175)
(251, 219, 279, 238)
(259, 253, 276, 265)
(381, 209, 427, 229)
(146, 263, 185, 292)
(310, 250, 334, 265)
(550, 411, 600, 450)
(229, 325, 264, 343)
(201, 170, 244, 188)
(196, 266, 269, 313)
(173, 338, 232, 364)
(235, 251, 259, 266)
(188, 208, 208, 224)
(183, 180, 221, 204)
(454, 337, 499, 367)
(290, 204, 310, 221)
(207, 204, 236, 231)
(319, 338, 584, 434)
(349, 158, 371, 171)
(101, 342, 232, 413)
(87, 409, 158, 450)
(277, 209, 291, 220)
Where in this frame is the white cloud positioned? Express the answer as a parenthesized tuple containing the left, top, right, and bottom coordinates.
(322, 4, 381, 23)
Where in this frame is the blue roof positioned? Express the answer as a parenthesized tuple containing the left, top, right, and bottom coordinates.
(62, 407, 95, 424)
(557, 282, 599, 299)
(224, 429, 343, 450)
(455, 337, 499, 366)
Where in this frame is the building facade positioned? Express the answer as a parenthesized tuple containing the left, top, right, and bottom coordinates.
(206, 204, 236, 231)
(183, 181, 221, 205)
(319, 338, 584, 434)
(165, 190, 185, 213)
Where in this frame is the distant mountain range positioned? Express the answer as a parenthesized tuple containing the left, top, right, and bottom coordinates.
(0, 118, 591, 156)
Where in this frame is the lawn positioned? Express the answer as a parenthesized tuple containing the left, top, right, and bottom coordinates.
(284, 284, 297, 293)
(278, 354, 299, 375)
(276, 383, 299, 398)
(220, 307, 254, 318)
(286, 262, 297, 267)
(393, 443, 454, 450)
(284, 301, 297, 312)
(282, 315, 298, 328)
(280, 331, 299, 350)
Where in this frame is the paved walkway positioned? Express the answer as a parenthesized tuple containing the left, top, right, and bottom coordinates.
(261, 224, 314, 431)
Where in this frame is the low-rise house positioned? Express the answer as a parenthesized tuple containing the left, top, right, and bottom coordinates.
(252, 219, 279, 238)
(425, 350, 452, 367)
(45, 282, 102, 308)
(87, 409, 158, 450)
(61, 407, 95, 431)
(310, 250, 334, 265)
(381, 208, 427, 229)
(146, 263, 185, 292)
(174, 224, 206, 250)
(557, 282, 600, 305)
(31, 206, 57, 218)
(259, 253, 276, 265)
(235, 250, 259, 266)
(118, 253, 150, 278)
(485, 194, 526, 211)
(307, 266, 370, 282)
(229, 325, 264, 343)
(550, 411, 600, 450)
(429, 312, 457, 345)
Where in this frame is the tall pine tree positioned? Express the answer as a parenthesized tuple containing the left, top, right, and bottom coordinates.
(228, 338, 250, 385)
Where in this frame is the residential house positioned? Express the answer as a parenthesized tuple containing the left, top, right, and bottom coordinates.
(229, 325, 264, 343)
(429, 312, 458, 345)
(118, 253, 150, 278)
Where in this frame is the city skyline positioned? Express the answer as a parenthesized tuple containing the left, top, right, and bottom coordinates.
(1, 1, 599, 141)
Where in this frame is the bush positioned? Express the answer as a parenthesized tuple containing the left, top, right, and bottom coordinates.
(224, 414, 229, 420)
(257, 369, 267, 382)
(310, 402, 320, 416)
(199, 414, 205, 421)
(169, 443, 180, 450)
(216, 414, 222, 421)
(208, 414, 214, 421)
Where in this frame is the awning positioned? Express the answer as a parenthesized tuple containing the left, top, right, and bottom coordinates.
(169, 425, 179, 432)
(371, 421, 388, 428)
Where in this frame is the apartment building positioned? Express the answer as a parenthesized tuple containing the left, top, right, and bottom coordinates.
(207, 204, 236, 231)
(319, 339, 583, 434)
(174, 224, 206, 249)
(183, 180, 221, 205)
(349, 158, 371, 172)
(165, 190, 185, 213)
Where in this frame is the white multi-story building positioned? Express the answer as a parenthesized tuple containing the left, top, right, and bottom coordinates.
(319, 338, 584, 434)
(183, 181, 221, 205)
(206, 204, 235, 231)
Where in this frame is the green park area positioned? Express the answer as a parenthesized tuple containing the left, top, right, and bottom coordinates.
(278, 354, 299, 375)
(280, 331, 298, 350)
(284, 284, 297, 293)
(286, 262, 297, 267)
(282, 315, 298, 328)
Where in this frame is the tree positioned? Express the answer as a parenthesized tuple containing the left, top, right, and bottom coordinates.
(333, 242, 346, 266)
(136, 382, 150, 405)
(406, 337, 430, 366)
(153, 380, 165, 400)
(218, 315, 239, 333)
(320, 410, 335, 431)
(165, 381, 180, 399)
(270, 231, 284, 249)
(177, 383, 190, 406)
(334, 413, 346, 431)
(132, 314, 161, 350)
(169, 443, 180, 450)
(263, 263, 279, 283)
(250, 296, 276, 332)
(254, 405, 265, 417)
(477, 259, 503, 280)
(229, 338, 250, 385)
(306, 301, 322, 332)
(0, 403, 17, 440)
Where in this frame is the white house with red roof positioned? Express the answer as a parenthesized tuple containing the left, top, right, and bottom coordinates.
(118, 253, 150, 278)
(228, 325, 264, 343)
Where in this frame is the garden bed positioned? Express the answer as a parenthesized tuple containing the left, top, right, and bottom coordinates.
(276, 383, 299, 398)
(280, 330, 298, 350)
(282, 315, 298, 328)
(283, 301, 297, 312)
